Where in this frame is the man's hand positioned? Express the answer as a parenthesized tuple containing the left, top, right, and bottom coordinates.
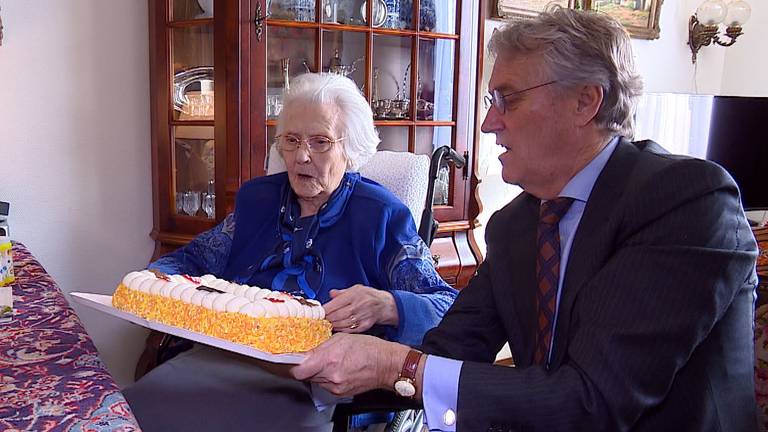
(290, 333, 411, 397)
(323, 284, 399, 333)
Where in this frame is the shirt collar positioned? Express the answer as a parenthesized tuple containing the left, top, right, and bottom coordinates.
(559, 136, 619, 203)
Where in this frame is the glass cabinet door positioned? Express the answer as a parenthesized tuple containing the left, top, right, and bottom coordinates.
(417, 37, 455, 122)
(269, 0, 317, 22)
(321, 0, 368, 26)
(169, 0, 216, 220)
(372, 35, 412, 122)
(321, 31, 366, 89)
(258, 0, 466, 212)
(266, 26, 316, 119)
(419, 0, 456, 34)
(173, 0, 213, 20)
(150, 0, 479, 279)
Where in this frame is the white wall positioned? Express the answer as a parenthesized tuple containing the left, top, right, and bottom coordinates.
(473, 0, 767, 254)
(721, 1, 768, 96)
(0, 0, 153, 387)
(632, 0, 727, 95)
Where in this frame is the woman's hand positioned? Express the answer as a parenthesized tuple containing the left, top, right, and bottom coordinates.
(323, 284, 399, 333)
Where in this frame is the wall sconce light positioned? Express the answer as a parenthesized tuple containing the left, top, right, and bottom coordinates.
(689, 0, 751, 64)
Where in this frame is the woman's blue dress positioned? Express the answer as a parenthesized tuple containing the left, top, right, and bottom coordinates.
(124, 172, 457, 431)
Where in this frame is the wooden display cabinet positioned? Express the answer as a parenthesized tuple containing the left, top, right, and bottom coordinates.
(148, 0, 482, 288)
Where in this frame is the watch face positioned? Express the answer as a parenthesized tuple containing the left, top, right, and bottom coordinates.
(394, 379, 416, 398)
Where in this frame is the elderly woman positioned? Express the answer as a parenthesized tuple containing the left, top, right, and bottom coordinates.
(123, 73, 456, 431)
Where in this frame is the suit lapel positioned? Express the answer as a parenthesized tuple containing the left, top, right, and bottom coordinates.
(550, 139, 640, 368)
(503, 193, 540, 367)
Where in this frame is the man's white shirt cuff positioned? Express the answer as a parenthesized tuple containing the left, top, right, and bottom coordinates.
(423, 355, 462, 431)
(310, 383, 351, 411)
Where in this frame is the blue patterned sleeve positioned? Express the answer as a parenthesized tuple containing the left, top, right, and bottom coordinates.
(387, 240, 458, 346)
(148, 213, 235, 276)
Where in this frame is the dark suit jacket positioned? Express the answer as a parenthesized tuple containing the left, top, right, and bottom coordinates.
(421, 139, 759, 431)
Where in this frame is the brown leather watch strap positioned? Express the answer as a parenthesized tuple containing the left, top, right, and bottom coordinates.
(400, 349, 423, 381)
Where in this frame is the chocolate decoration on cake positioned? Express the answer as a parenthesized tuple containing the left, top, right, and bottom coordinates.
(294, 296, 318, 307)
(196, 285, 226, 294)
(149, 269, 171, 281)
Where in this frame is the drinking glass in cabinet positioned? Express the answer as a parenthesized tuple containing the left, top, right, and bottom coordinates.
(202, 180, 216, 219)
(175, 192, 185, 215)
(202, 193, 215, 219)
(433, 164, 450, 205)
(267, 94, 284, 119)
(182, 191, 201, 217)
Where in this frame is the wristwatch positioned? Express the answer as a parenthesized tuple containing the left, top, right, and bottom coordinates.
(393, 349, 423, 398)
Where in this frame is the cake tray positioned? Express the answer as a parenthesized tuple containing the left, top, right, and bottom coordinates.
(70, 292, 307, 364)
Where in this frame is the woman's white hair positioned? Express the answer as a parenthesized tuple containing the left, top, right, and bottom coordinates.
(274, 73, 380, 171)
(489, 8, 643, 138)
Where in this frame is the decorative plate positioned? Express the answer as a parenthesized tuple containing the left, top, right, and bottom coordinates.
(361, 0, 387, 28)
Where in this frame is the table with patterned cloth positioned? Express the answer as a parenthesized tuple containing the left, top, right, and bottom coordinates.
(0, 242, 141, 431)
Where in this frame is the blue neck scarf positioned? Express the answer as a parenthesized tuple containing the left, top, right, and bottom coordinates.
(258, 172, 360, 299)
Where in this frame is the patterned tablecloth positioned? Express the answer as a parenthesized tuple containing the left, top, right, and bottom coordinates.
(0, 242, 141, 431)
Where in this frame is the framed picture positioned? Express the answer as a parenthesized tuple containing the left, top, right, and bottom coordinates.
(587, 0, 663, 40)
(494, 0, 663, 40)
(495, 0, 580, 20)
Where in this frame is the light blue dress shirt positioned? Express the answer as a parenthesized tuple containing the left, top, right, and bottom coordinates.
(422, 137, 620, 431)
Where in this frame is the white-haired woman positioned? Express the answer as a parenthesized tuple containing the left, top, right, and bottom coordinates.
(123, 73, 457, 431)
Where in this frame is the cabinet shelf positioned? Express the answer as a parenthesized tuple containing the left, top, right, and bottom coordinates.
(170, 119, 215, 126)
(265, 19, 460, 40)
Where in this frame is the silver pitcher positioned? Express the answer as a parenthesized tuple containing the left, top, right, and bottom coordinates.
(328, 49, 362, 76)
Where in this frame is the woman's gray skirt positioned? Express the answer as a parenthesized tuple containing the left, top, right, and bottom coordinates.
(123, 344, 335, 431)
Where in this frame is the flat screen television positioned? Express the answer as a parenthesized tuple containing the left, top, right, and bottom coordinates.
(634, 93, 768, 212)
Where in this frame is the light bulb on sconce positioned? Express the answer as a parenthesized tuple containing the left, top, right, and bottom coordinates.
(688, 0, 751, 64)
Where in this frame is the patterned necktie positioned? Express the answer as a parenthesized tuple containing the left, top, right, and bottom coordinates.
(534, 197, 574, 366)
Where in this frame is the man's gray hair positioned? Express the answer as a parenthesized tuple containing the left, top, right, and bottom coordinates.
(275, 73, 380, 171)
(489, 8, 643, 137)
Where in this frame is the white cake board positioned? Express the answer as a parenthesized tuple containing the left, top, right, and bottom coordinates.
(70, 292, 307, 364)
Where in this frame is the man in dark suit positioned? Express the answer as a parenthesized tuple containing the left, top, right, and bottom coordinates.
(292, 9, 759, 431)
